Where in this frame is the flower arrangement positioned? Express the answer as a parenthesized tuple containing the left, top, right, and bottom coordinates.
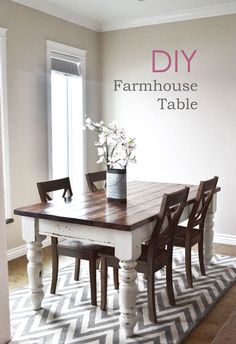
(85, 118, 136, 169)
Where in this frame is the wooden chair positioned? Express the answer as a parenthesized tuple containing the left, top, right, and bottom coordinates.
(37, 177, 108, 306)
(86, 171, 106, 192)
(173, 176, 218, 288)
(99, 187, 189, 323)
(86, 170, 119, 289)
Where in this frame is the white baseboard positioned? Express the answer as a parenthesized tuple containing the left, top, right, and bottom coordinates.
(7, 238, 51, 261)
(213, 233, 236, 246)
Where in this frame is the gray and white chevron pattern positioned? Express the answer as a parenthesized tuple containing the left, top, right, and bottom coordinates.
(10, 249, 236, 344)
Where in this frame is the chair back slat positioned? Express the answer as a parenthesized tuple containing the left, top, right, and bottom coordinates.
(37, 177, 73, 202)
(86, 171, 106, 192)
(148, 187, 189, 263)
(188, 176, 218, 228)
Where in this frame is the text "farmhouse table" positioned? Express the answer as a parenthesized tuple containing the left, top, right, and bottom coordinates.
(14, 181, 219, 338)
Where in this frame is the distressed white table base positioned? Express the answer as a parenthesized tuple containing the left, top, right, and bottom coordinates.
(20, 193, 217, 336)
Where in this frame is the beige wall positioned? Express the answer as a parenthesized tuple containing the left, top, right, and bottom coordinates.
(0, 0, 101, 249)
(101, 14, 236, 238)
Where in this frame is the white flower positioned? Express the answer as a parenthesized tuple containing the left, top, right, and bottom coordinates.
(85, 117, 92, 124)
(98, 133, 107, 145)
(85, 117, 95, 130)
(97, 156, 104, 164)
(85, 118, 136, 169)
(97, 147, 104, 156)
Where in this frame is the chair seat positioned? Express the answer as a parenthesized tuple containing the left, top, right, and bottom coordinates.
(137, 246, 169, 274)
(173, 225, 202, 246)
(58, 239, 107, 259)
(99, 244, 169, 272)
(58, 239, 106, 251)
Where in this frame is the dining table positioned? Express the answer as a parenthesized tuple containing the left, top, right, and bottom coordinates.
(14, 180, 219, 338)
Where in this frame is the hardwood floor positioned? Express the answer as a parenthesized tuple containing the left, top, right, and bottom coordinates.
(184, 243, 236, 344)
(8, 245, 73, 291)
(8, 243, 236, 343)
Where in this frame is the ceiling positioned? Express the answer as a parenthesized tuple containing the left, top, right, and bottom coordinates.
(12, 0, 236, 32)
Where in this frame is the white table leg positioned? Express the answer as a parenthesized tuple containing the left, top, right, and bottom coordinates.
(114, 227, 149, 338)
(204, 194, 217, 265)
(22, 217, 46, 310)
(26, 236, 45, 310)
(119, 260, 137, 337)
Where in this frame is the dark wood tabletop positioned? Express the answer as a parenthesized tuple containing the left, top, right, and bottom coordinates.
(14, 181, 219, 231)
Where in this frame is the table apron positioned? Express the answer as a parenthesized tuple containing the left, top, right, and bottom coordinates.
(21, 217, 155, 260)
(39, 218, 116, 247)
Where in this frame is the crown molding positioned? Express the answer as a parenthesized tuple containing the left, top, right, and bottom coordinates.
(101, 3, 236, 32)
(11, 1, 236, 33)
(11, 0, 101, 32)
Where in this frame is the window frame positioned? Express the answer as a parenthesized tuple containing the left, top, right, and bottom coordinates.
(46, 40, 87, 190)
(0, 27, 12, 222)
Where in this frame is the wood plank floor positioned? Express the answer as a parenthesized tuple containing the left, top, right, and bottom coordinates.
(8, 243, 236, 343)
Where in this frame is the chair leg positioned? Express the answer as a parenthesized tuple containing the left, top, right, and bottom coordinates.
(147, 271, 157, 323)
(198, 237, 206, 276)
(113, 268, 119, 290)
(185, 245, 193, 288)
(89, 257, 97, 306)
(166, 256, 175, 306)
(74, 258, 80, 281)
(100, 257, 107, 311)
(51, 236, 59, 294)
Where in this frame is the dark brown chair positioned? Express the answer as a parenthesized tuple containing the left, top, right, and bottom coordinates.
(99, 187, 189, 323)
(85, 170, 119, 289)
(173, 176, 218, 289)
(86, 171, 106, 192)
(37, 177, 108, 306)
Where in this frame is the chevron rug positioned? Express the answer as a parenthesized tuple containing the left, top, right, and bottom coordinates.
(10, 249, 236, 344)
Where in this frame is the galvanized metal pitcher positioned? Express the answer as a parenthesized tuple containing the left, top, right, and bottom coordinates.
(106, 168, 127, 202)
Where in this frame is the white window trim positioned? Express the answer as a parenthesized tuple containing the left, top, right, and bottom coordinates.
(0, 27, 12, 221)
(46, 40, 87, 188)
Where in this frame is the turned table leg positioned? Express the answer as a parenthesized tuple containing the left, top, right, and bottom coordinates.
(119, 260, 137, 337)
(22, 217, 46, 310)
(204, 195, 217, 265)
(114, 226, 149, 338)
(26, 236, 45, 310)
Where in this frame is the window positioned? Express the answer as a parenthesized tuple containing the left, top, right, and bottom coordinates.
(47, 41, 86, 195)
(0, 27, 12, 222)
